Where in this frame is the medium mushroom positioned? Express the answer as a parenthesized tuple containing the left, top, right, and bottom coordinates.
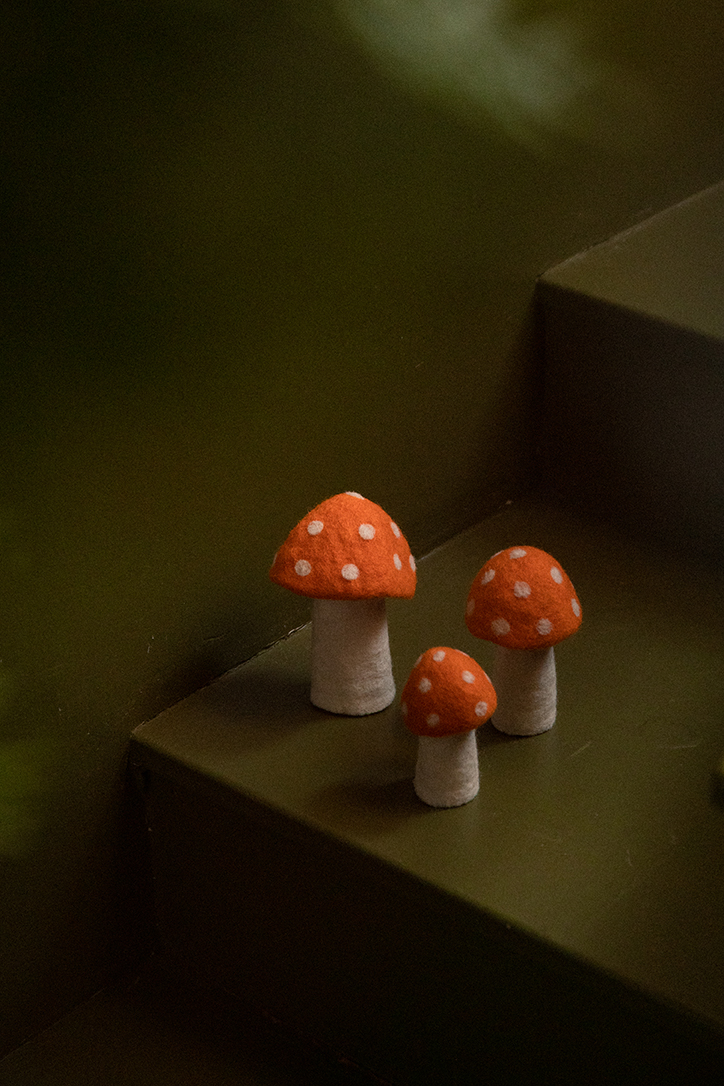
(270, 492, 416, 715)
(464, 546, 582, 736)
(401, 647, 496, 807)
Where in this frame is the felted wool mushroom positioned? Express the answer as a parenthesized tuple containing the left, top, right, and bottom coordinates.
(464, 546, 582, 736)
(401, 647, 496, 808)
(270, 492, 417, 715)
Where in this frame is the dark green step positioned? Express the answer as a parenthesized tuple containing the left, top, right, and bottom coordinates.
(0, 957, 384, 1086)
(540, 178, 724, 819)
(131, 496, 724, 1085)
(540, 179, 724, 559)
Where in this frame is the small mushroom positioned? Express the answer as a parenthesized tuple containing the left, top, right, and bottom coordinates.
(270, 492, 416, 715)
(401, 647, 496, 807)
(465, 546, 582, 736)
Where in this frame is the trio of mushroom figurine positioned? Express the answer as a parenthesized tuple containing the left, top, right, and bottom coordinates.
(271, 492, 582, 808)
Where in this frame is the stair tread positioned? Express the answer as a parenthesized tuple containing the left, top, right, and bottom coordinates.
(133, 496, 724, 1043)
(0, 960, 382, 1086)
(542, 180, 724, 341)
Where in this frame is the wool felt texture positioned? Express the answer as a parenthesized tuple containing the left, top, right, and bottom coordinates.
(270, 491, 416, 601)
(401, 647, 496, 737)
(413, 732, 480, 808)
(310, 598, 395, 716)
(491, 644, 557, 736)
(465, 546, 581, 651)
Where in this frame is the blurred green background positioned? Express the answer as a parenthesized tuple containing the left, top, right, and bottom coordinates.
(1, 0, 723, 1054)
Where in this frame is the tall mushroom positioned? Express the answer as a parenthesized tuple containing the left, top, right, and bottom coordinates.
(465, 546, 581, 736)
(401, 647, 496, 807)
(270, 492, 416, 715)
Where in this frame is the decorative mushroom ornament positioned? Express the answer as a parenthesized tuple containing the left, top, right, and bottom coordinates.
(270, 492, 416, 715)
(401, 647, 496, 808)
(465, 546, 582, 736)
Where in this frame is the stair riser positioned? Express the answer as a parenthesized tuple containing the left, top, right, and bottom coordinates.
(541, 276, 724, 559)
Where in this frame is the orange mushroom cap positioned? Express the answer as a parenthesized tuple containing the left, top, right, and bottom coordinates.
(465, 546, 582, 651)
(401, 647, 496, 737)
(270, 492, 417, 601)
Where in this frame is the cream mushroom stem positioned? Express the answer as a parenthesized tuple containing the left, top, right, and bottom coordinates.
(413, 732, 479, 808)
(491, 644, 556, 736)
(310, 597, 396, 716)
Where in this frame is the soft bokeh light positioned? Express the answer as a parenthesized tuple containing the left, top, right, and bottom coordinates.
(335, 0, 654, 146)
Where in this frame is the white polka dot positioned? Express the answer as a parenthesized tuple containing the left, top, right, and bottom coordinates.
(550, 566, 563, 584)
(482, 569, 495, 584)
(414, 654, 423, 667)
(513, 581, 531, 598)
(391, 521, 401, 538)
(307, 520, 323, 536)
(359, 523, 375, 540)
(536, 618, 553, 635)
(426, 713, 440, 728)
(491, 618, 511, 636)
(474, 701, 489, 718)
(509, 548, 527, 559)
(572, 599, 581, 617)
(346, 491, 364, 499)
(409, 555, 416, 571)
(433, 650, 446, 662)
(295, 560, 312, 577)
(418, 677, 432, 693)
(341, 564, 359, 580)
(393, 553, 402, 570)
(461, 670, 475, 684)
(466, 599, 475, 615)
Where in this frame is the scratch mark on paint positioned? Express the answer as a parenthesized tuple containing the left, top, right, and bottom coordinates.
(656, 739, 703, 750)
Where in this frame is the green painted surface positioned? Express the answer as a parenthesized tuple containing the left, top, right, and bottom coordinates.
(0, 961, 380, 1086)
(543, 181, 724, 340)
(539, 181, 724, 559)
(3, 0, 724, 1055)
(134, 498, 724, 1081)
